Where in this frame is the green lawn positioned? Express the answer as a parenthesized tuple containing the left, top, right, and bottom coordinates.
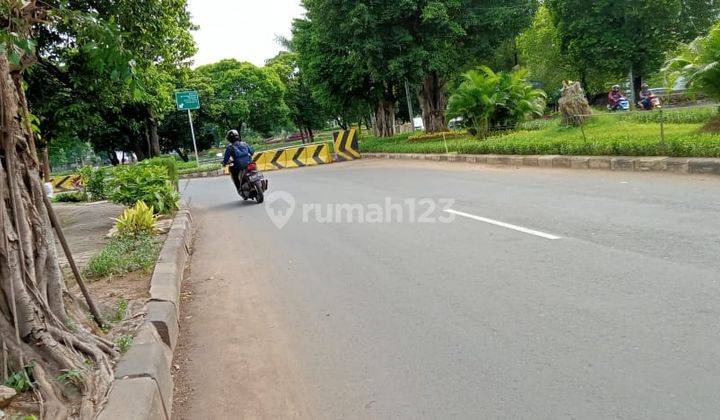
(361, 110, 720, 158)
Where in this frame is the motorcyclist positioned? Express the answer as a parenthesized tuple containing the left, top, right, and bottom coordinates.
(608, 85, 625, 110)
(222, 130, 255, 195)
(638, 83, 657, 110)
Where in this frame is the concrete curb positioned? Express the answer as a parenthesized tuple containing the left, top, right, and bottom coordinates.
(97, 208, 194, 420)
(362, 153, 720, 176)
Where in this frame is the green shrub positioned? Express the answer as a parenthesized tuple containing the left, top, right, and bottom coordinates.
(115, 201, 157, 237)
(84, 234, 160, 278)
(448, 66, 546, 137)
(111, 298, 129, 322)
(409, 130, 468, 142)
(57, 369, 83, 387)
(360, 115, 720, 157)
(77, 166, 109, 201)
(108, 164, 179, 214)
(5, 365, 34, 393)
(621, 107, 717, 124)
(178, 163, 222, 175)
(115, 335, 133, 354)
(142, 157, 179, 190)
(52, 191, 86, 203)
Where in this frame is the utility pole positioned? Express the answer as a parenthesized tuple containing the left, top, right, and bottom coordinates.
(175, 91, 201, 165)
(188, 109, 200, 166)
(404, 80, 415, 132)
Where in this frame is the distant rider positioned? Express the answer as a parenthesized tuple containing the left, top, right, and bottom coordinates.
(222, 130, 255, 195)
(608, 85, 624, 110)
(638, 83, 656, 110)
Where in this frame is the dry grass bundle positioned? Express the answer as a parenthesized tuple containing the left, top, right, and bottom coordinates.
(558, 81, 592, 126)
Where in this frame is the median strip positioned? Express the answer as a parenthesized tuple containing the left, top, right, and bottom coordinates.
(445, 209, 562, 240)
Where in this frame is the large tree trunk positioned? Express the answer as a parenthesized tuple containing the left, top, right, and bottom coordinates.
(335, 117, 348, 130)
(175, 148, 189, 162)
(417, 72, 448, 133)
(107, 150, 120, 166)
(580, 69, 590, 100)
(373, 98, 396, 138)
(632, 73, 643, 107)
(1, 52, 115, 419)
(148, 115, 161, 157)
(131, 136, 147, 162)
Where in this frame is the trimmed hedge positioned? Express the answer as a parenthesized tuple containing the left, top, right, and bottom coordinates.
(409, 130, 468, 142)
(360, 115, 720, 157)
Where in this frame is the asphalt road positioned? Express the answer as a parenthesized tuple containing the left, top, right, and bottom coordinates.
(176, 160, 720, 419)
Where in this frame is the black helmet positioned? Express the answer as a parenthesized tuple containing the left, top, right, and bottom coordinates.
(226, 130, 240, 142)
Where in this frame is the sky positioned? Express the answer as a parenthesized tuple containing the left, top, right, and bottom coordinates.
(187, 0, 306, 67)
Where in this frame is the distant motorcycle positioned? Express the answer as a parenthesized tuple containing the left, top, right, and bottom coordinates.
(237, 162, 268, 204)
(608, 97, 631, 111)
(639, 96, 662, 110)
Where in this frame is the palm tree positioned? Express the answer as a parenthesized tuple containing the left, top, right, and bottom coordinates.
(448, 66, 546, 138)
(665, 23, 720, 101)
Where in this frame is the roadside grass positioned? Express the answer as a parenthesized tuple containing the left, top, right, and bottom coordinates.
(52, 191, 87, 203)
(177, 162, 222, 175)
(251, 140, 304, 152)
(620, 106, 718, 124)
(84, 234, 160, 278)
(114, 335, 133, 354)
(361, 113, 720, 157)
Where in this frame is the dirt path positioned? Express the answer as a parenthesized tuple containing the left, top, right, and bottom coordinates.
(172, 207, 311, 419)
(53, 201, 124, 268)
(53, 200, 155, 325)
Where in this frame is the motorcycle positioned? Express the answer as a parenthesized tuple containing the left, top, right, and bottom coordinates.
(639, 96, 662, 110)
(608, 97, 631, 111)
(238, 162, 268, 203)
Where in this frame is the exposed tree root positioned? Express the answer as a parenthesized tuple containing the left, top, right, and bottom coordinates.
(1, 45, 115, 419)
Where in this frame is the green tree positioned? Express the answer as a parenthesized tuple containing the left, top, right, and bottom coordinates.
(547, 0, 686, 98)
(292, 2, 400, 137)
(665, 22, 720, 102)
(679, 0, 720, 42)
(194, 59, 289, 138)
(516, 5, 572, 95)
(294, 0, 537, 135)
(267, 51, 330, 142)
(0, 1, 149, 417)
(26, 0, 196, 164)
(406, 0, 538, 132)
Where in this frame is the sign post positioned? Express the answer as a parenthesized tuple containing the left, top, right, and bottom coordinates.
(175, 91, 201, 165)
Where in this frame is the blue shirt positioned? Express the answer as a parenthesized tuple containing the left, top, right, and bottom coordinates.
(223, 141, 255, 168)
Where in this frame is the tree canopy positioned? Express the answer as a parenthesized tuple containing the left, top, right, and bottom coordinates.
(546, 0, 720, 96)
(26, 0, 197, 164)
(194, 59, 289, 138)
(293, 0, 537, 135)
(266, 51, 331, 141)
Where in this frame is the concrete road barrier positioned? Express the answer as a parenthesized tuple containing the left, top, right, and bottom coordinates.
(252, 142, 335, 172)
(334, 128, 361, 161)
(50, 174, 81, 191)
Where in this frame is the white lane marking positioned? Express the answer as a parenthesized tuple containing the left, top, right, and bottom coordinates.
(444, 209, 562, 240)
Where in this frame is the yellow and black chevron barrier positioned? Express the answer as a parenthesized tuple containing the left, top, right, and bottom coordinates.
(252, 142, 334, 172)
(333, 128, 361, 161)
(50, 175, 81, 191)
